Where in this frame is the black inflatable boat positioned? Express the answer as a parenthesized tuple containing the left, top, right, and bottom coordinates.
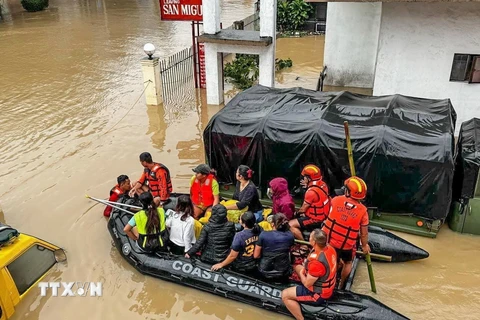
(163, 193, 429, 263)
(108, 209, 409, 320)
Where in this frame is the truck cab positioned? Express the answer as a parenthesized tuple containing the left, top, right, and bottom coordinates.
(0, 223, 66, 320)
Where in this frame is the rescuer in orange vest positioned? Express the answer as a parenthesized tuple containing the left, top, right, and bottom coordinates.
(189, 164, 220, 219)
(289, 164, 331, 240)
(103, 174, 132, 217)
(322, 176, 371, 289)
(129, 152, 173, 206)
(281, 229, 337, 320)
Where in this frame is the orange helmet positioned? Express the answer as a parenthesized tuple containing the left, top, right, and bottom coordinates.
(344, 176, 367, 200)
(301, 164, 322, 181)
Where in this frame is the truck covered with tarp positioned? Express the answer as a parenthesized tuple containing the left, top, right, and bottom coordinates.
(452, 118, 480, 200)
(204, 85, 456, 221)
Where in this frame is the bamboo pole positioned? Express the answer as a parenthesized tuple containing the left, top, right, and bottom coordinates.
(343, 121, 377, 293)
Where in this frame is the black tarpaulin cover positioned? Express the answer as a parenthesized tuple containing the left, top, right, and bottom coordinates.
(204, 85, 457, 221)
(453, 118, 480, 200)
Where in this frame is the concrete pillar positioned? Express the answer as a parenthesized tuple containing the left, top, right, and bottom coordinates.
(323, 3, 382, 88)
(259, 0, 276, 88)
(203, 0, 220, 34)
(205, 44, 224, 105)
(141, 57, 162, 105)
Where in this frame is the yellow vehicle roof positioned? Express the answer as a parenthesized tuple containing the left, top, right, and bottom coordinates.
(0, 234, 59, 268)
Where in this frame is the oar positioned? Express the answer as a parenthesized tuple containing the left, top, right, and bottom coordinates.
(85, 194, 134, 215)
(344, 121, 377, 293)
(294, 239, 391, 262)
(87, 195, 142, 210)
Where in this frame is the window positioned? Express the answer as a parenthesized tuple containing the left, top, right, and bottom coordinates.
(7, 244, 56, 295)
(450, 53, 480, 83)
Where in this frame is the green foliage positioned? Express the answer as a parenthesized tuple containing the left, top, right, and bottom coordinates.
(277, 0, 313, 32)
(224, 54, 259, 90)
(224, 54, 293, 90)
(21, 0, 49, 12)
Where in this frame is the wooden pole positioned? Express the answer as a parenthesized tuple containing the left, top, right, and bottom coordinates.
(343, 121, 377, 293)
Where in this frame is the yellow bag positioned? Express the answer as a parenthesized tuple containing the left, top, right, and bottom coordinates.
(198, 210, 212, 225)
(262, 208, 272, 220)
(194, 219, 203, 239)
(220, 199, 248, 223)
(258, 220, 273, 231)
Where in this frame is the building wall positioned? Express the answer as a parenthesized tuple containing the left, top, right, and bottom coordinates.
(323, 2, 382, 88)
(373, 2, 480, 133)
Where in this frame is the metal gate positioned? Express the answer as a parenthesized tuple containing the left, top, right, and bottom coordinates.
(159, 46, 195, 104)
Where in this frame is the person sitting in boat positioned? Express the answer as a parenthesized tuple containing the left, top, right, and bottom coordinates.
(267, 177, 295, 220)
(254, 213, 295, 281)
(185, 204, 235, 264)
(165, 195, 196, 255)
(289, 165, 331, 240)
(123, 192, 168, 252)
(224, 165, 264, 222)
(103, 174, 132, 217)
(129, 152, 173, 206)
(190, 164, 220, 220)
(211, 211, 262, 273)
(322, 176, 370, 289)
(281, 229, 337, 320)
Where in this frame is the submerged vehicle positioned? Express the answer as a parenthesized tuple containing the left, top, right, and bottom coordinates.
(0, 223, 66, 320)
(107, 209, 409, 320)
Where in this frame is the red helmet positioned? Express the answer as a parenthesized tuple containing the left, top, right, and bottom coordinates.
(344, 176, 367, 200)
(301, 165, 322, 181)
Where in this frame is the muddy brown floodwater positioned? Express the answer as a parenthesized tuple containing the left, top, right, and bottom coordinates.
(1, 0, 479, 319)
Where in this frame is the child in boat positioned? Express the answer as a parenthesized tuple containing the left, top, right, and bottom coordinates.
(185, 204, 235, 264)
(211, 211, 262, 273)
(254, 213, 294, 281)
(165, 195, 196, 255)
(267, 177, 295, 220)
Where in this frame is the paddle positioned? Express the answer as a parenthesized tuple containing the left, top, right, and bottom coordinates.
(85, 194, 135, 215)
(294, 239, 392, 262)
(344, 121, 377, 293)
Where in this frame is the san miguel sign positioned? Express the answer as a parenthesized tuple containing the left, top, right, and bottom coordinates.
(159, 0, 203, 21)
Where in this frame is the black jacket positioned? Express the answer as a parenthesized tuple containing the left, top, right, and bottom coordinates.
(187, 205, 235, 264)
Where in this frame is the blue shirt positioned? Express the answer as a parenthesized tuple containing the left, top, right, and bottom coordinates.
(258, 230, 294, 253)
(231, 228, 260, 270)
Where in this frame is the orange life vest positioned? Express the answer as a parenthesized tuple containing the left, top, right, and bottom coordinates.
(305, 245, 337, 299)
(190, 174, 216, 207)
(145, 163, 172, 200)
(305, 180, 331, 221)
(322, 195, 367, 250)
(110, 185, 123, 196)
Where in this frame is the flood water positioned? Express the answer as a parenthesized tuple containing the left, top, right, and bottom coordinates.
(1, 0, 479, 319)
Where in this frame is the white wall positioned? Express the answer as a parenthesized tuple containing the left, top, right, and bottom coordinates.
(373, 2, 480, 134)
(323, 2, 382, 88)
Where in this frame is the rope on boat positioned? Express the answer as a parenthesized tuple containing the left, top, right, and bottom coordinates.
(103, 80, 152, 136)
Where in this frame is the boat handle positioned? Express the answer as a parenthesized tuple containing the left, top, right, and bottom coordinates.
(262, 302, 277, 309)
(170, 274, 183, 281)
(214, 287, 228, 297)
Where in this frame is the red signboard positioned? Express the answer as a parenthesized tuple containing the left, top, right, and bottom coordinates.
(198, 43, 206, 88)
(159, 0, 203, 21)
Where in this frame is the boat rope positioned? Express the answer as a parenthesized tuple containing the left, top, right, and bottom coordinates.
(102, 80, 152, 136)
